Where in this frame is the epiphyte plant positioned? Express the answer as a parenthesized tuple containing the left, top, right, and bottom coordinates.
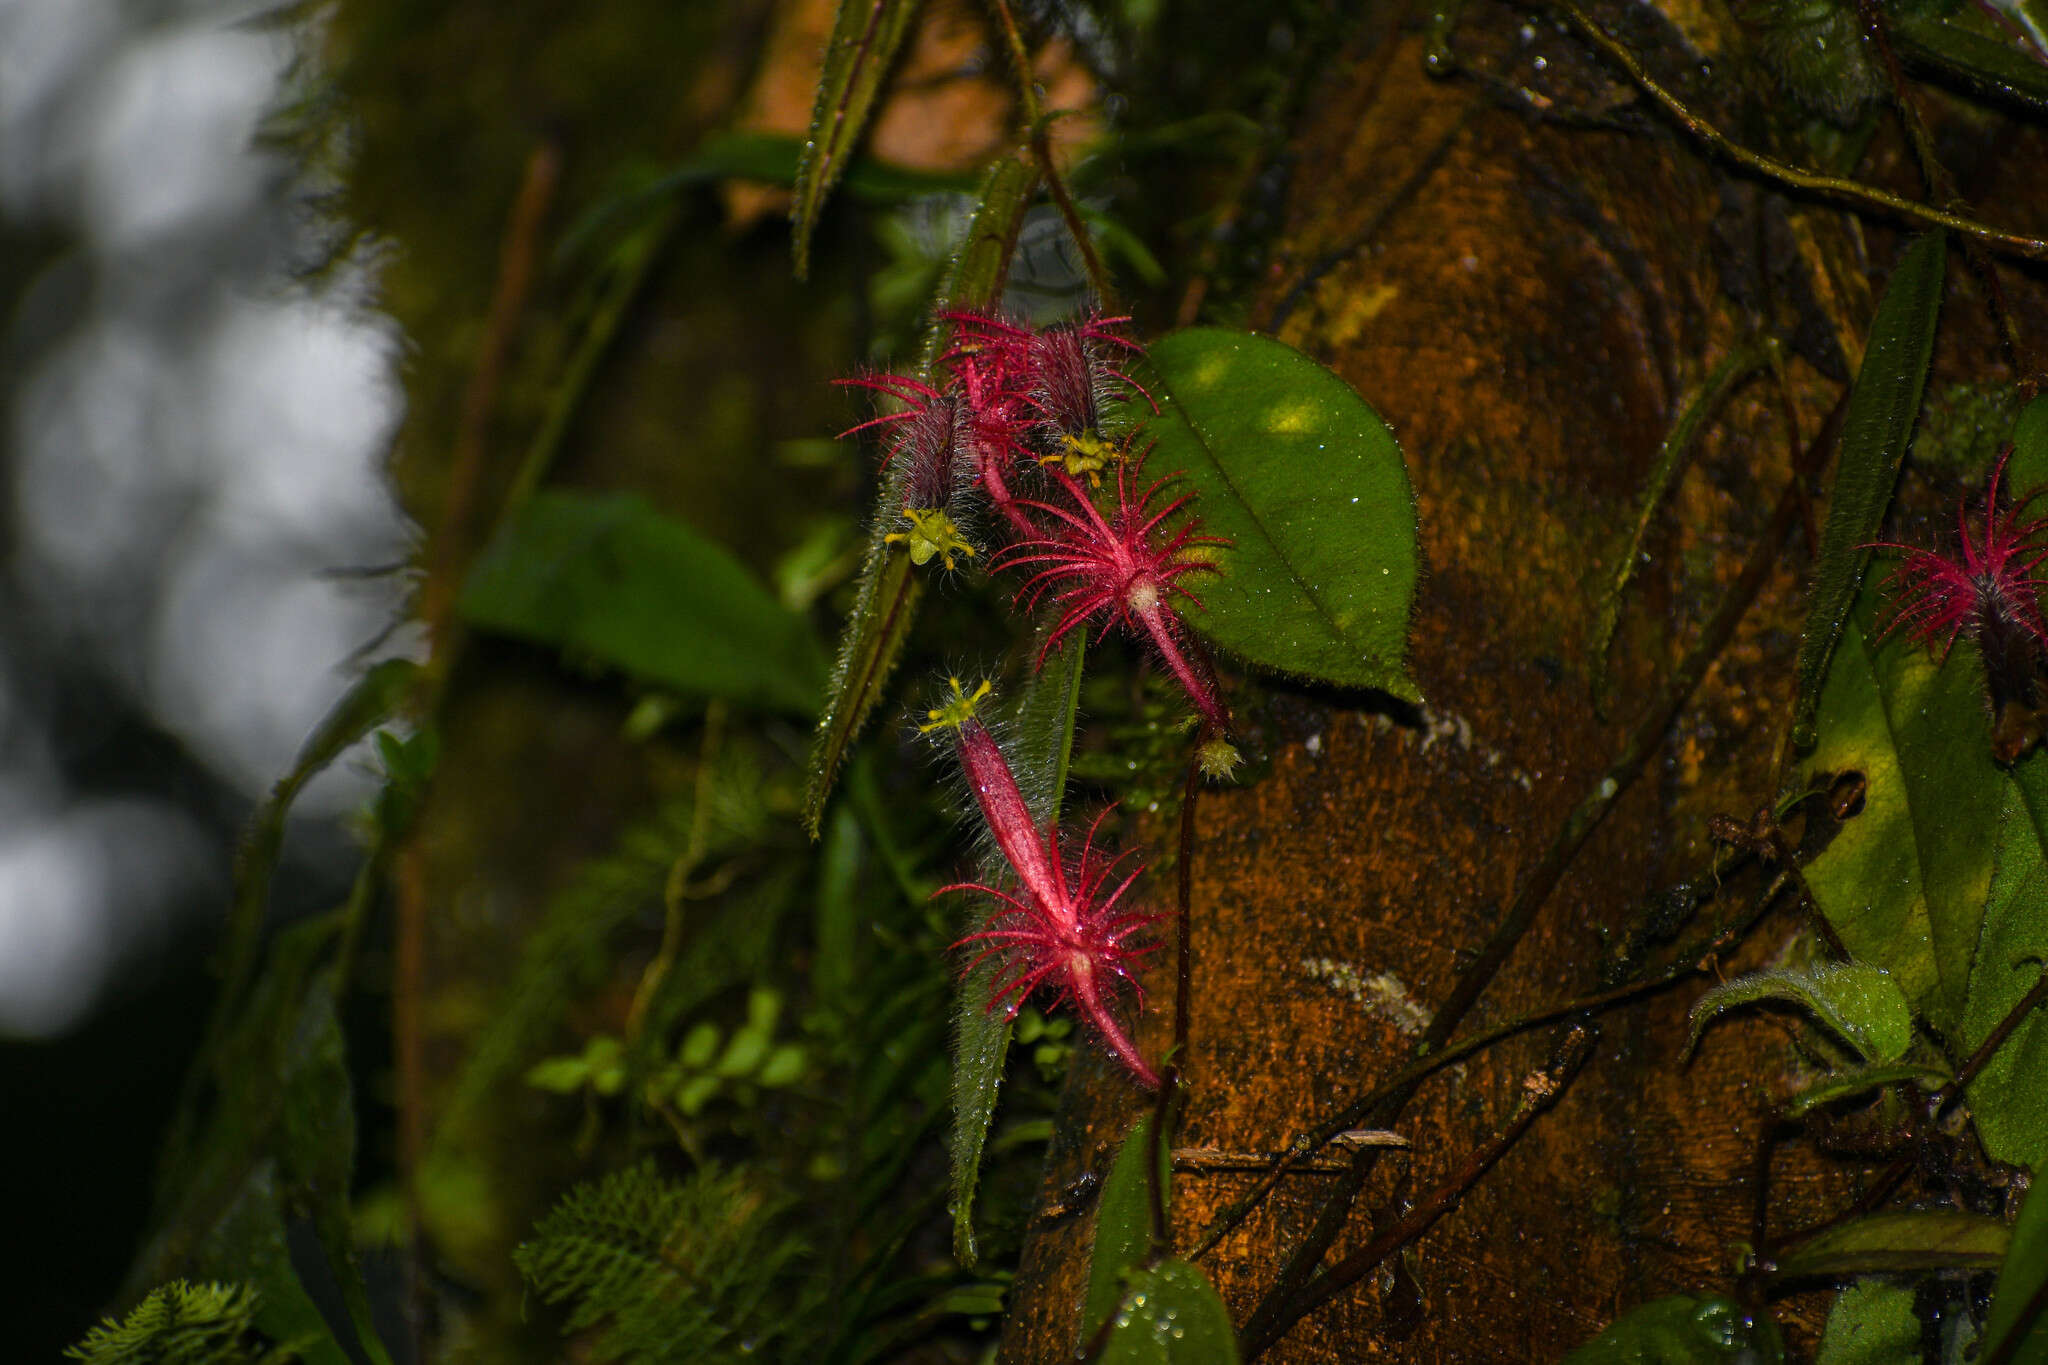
(921, 678, 1161, 1088)
(1867, 448, 2048, 763)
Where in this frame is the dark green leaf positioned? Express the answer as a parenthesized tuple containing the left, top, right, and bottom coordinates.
(1961, 753, 2048, 1168)
(2006, 394, 2048, 494)
(1792, 230, 1946, 748)
(1685, 962, 1913, 1063)
(1815, 1280, 1920, 1365)
(949, 638, 1085, 1265)
(1137, 328, 1421, 699)
(791, 0, 924, 278)
(1084, 1117, 1166, 1341)
(1894, 13, 2048, 119)
(1786, 1060, 1948, 1117)
(1982, 1172, 2048, 1365)
(1591, 342, 1769, 706)
(192, 1167, 349, 1365)
(1798, 589, 2005, 1034)
(804, 154, 1038, 834)
(1562, 1295, 1783, 1363)
(1097, 1260, 1241, 1365)
(460, 490, 823, 714)
(1771, 1210, 2011, 1281)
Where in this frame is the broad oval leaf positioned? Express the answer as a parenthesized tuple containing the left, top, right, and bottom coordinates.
(791, 0, 924, 279)
(1962, 753, 2048, 1169)
(1098, 1259, 1242, 1365)
(1771, 1210, 2010, 1281)
(1982, 1172, 2048, 1364)
(459, 490, 824, 714)
(1085, 1116, 1165, 1339)
(1563, 1294, 1783, 1363)
(1137, 328, 1420, 700)
(1685, 962, 1913, 1064)
(1792, 229, 1946, 748)
(1815, 1280, 1920, 1365)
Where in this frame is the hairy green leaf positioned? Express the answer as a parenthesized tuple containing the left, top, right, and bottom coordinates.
(461, 490, 823, 714)
(949, 636, 1085, 1265)
(1772, 1210, 2011, 1281)
(1799, 589, 2004, 1034)
(791, 0, 924, 278)
(804, 154, 1038, 834)
(1815, 1280, 1920, 1365)
(1561, 1294, 1783, 1363)
(1592, 342, 1769, 706)
(1137, 328, 1420, 699)
(1792, 230, 1946, 748)
(1786, 1060, 1948, 1117)
(1894, 12, 2048, 120)
(1983, 1172, 2048, 1365)
(1097, 1260, 1241, 1365)
(1685, 962, 1913, 1063)
(1085, 1117, 1166, 1341)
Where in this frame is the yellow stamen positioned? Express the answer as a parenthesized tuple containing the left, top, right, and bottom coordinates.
(919, 676, 992, 733)
(885, 507, 978, 571)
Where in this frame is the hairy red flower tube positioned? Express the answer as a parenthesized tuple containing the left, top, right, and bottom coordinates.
(921, 681, 1159, 1088)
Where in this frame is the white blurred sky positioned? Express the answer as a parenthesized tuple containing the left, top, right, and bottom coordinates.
(0, 0, 413, 1035)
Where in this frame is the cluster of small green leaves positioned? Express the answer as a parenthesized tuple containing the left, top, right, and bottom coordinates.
(66, 1282, 283, 1365)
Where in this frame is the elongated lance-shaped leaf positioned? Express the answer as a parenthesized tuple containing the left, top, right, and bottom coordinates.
(1792, 230, 1946, 748)
(802, 153, 1038, 835)
(1982, 1172, 2048, 1364)
(1770, 1210, 2011, 1280)
(1684, 962, 1913, 1063)
(1084, 1116, 1167, 1342)
(950, 634, 1085, 1265)
(1591, 340, 1770, 707)
(791, 0, 924, 279)
(1893, 12, 2048, 120)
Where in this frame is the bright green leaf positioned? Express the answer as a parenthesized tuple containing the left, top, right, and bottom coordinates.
(1562, 1295, 1783, 1363)
(1097, 1260, 1241, 1365)
(1136, 328, 1420, 700)
(1815, 1280, 1920, 1365)
(758, 1045, 807, 1088)
(680, 1023, 722, 1071)
(1085, 1117, 1166, 1342)
(677, 1074, 723, 1117)
(1685, 962, 1913, 1063)
(524, 1056, 592, 1093)
(801, 154, 1038, 834)
(791, 0, 924, 278)
(1983, 1173, 2048, 1365)
(1799, 589, 2005, 1034)
(460, 491, 823, 714)
(949, 636, 1085, 1266)
(1962, 760, 2048, 1169)
(715, 1026, 771, 1079)
(1771, 1210, 2010, 1281)
(1793, 229, 1946, 748)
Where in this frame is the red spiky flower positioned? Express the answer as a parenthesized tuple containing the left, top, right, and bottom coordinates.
(1868, 448, 2048, 763)
(922, 680, 1160, 1088)
(998, 460, 1233, 734)
(942, 309, 1157, 483)
(835, 372, 979, 570)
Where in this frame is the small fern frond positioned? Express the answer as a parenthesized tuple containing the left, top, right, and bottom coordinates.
(66, 1281, 269, 1365)
(515, 1162, 808, 1364)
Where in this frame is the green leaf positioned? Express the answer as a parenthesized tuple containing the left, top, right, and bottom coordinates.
(1961, 758, 2048, 1168)
(66, 1281, 269, 1365)
(1798, 590, 2006, 1034)
(1792, 229, 1946, 748)
(1085, 1117, 1166, 1341)
(461, 491, 822, 713)
(2009, 394, 2048, 494)
(791, 0, 924, 278)
(1785, 1060, 1948, 1117)
(801, 154, 1038, 835)
(1562, 1295, 1783, 1363)
(194, 1167, 350, 1365)
(1591, 342, 1770, 706)
(1097, 1260, 1241, 1365)
(1136, 328, 1421, 700)
(1983, 1172, 2048, 1365)
(1771, 1210, 2011, 1281)
(1685, 962, 1913, 1063)
(948, 635, 1085, 1266)
(1815, 1280, 1921, 1365)
(680, 1023, 722, 1071)
(1894, 12, 2048, 120)
(525, 1055, 593, 1093)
